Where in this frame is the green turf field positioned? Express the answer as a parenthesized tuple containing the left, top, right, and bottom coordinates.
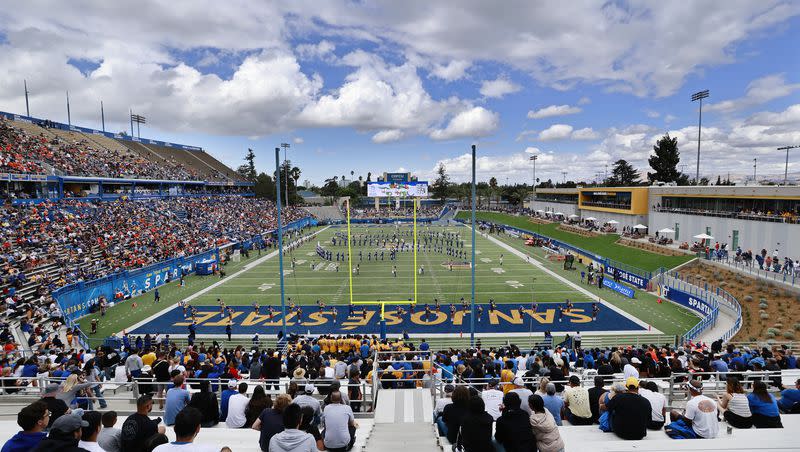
(455, 211, 694, 271)
(84, 223, 699, 339)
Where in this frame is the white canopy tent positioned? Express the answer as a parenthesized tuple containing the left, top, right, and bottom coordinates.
(568, 214, 580, 219)
(658, 227, 676, 234)
(693, 233, 714, 240)
(585, 217, 597, 221)
(633, 224, 648, 230)
(606, 220, 619, 224)
(553, 212, 565, 217)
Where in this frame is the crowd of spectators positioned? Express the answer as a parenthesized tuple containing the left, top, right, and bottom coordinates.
(0, 333, 798, 451)
(344, 206, 443, 219)
(0, 196, 305, 352)
(0, 119, 229, 182)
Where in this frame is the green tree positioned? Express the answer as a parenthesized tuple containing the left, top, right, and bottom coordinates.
(607, 159, 642, 186)
(244, 148, 257, 179)
(647, 133, 689, 185)
(253, 172, 276, 200)
(488, 177, 498, 208)
(431, 163, 450, 202)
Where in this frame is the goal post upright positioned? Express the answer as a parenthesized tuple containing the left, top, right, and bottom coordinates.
(346, 198, 354, 306)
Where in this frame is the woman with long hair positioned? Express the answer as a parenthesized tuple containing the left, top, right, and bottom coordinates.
(747, 380, 783, 428)
(245, 385, 271, 428)
(716, 376, 752, 429)
(442, 385, 471, 444)
(187, 379, 220, 427)
(56, 373, 95, 408)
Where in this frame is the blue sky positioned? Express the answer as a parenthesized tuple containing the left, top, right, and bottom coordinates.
(1, 1, 799, 184)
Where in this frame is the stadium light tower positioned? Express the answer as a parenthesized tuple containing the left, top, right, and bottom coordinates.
(24, 80, 30, 116)
(470, 144, 477, 346)
(529, 154, 537, 193)
(281, 142, 291, 206)
(753, 158, 757, 184)
(691, 89, 710, 184)
(778, 145, 799, 185)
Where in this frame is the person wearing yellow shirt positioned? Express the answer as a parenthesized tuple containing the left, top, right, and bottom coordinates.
(141, 350, 156, 367)
(500, 360, 516, 394)
(320, 338, 329, 353)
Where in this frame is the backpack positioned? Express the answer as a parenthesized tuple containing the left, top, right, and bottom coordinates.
(664, 419, 698, 439)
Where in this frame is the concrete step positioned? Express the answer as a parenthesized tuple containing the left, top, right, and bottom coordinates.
(364, 422, 440, 452)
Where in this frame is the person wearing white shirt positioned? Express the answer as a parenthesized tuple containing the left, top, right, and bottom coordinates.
(481, 379, 504, 420)
(638, 380, 667, 430)
(669, 379, 719, 439)
(623, 358, 640, 380)
(153, 406, 221, 452)
(78, 410, 106, 452)
(225, 382, 250, 428)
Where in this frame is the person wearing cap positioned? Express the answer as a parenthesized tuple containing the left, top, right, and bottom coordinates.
(510, 377, 534, 416)
(481, 379, 504, 420)
(669, 379, 719, 439)
(220, 379, 239, 422)
(1, 401, 48, 452)
(39, 382, 69, 429)
(623, 357, 640, 380)
(494, 392, 536, 452)
(563, 375, 593, 425)
(292, 384, 321, 425)
(120, 394, 166, 452)
(603, 377, 651, 440)
(226, 382, 250, 428)
(164, 375, 190, 426)
(32, 409, 90, 452)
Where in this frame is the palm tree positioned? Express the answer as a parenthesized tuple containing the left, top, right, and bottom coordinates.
(366, 172, 372, 182)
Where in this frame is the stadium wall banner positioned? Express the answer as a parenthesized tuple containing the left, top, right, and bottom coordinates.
(52, 248, 220, 321)
(660, 285, 716, 318)
(602, 278, 635, 298)
(603, 264, 648, 289)
(0, 110, 203, 152)
(367, 181, 429, 198)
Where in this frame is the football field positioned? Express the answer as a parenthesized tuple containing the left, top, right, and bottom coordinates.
(82, 222, 698, 339)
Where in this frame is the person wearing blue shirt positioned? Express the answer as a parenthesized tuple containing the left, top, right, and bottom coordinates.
(710, 355, 729, 378)
(1, 401, 48, 452)
(163, 375, 191, 426)
(747, 381, 783, 428)
(220, 380, 238, 421)
(583, 352, 595, 369)
(419, 339, 429, 352)
(777, 379, 800, 413)
(541, 383, 565, 425)
(360, 343, 370, 358)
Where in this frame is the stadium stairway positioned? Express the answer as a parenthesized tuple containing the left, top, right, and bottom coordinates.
(304, 205, 345, 222)
(367, 389, 439, 451)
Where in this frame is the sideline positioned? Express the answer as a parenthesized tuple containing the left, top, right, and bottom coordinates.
(471, 226, 662, 334)
(123, 226, 330, 334)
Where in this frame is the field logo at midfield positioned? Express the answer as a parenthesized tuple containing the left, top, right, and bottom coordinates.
(129, 302, 647, 335)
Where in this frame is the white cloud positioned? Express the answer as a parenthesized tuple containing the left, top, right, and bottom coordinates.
(293, 137, 304, 144)
(538, 124, 574, 140)
(525, 147, 541, 154)
(571, 127, 600, 140)
(479, 77, 521, 98)
(645, 110, 660, 118)
(664, 114, 677, 123)
(515, 130, 537, 142)
(430, 60, 471, 81)
(744, 104, 800, 126)
(296, 40, 336, 60)
(429, 106, 499, 141)
(372, 129, 403, 143)
(528, 104, 582, 119)
(578, 97, 591, 105)
(706, 73, 800, 113)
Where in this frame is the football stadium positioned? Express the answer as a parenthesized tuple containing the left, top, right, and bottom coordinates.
(0, 3, 799, 452)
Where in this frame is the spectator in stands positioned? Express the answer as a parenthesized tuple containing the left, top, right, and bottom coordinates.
(638, 380, 667, 430)
(457, 397, 494, 452)
(1, 400, 48, 452)
(777, 378, 800, 413)
(494, 392, 536, 452)
(164, 375, 190, 426)
(97, 411, 121, 452)
(253, 393, 291, 452)
(268, 403, 317, 452)
(39, 383, 69, 429)
(292, 384, 321, 424)
(481, 379, 504, 420)
(587, 376, 607, 424)
(541, 383, 564, 426)
(528, 394, 565, 452)
(78, 411, 103, 452)
(442, 385, 470, 443)
(153, 406, 223, 452)
(220, 379, 238, 422)
(747, 381, 783, 428)
(563, 375, 593, 425)
(125, 350, 144, 379)
(715, 376, 752, 429)
(120, 394, 166, 452)
(668, 379, 719, 439)
(604, 377, 650, 440)
(226, 382, 250, 428)
(245, 386, 271, 428)
(434, 384, 454, 435)
(57, 374, 96, 409)
(187, 380, 220, 427)
(510, 377, 534, 415)
(322, 391, 357, 452)
(32, 410, 89, 452)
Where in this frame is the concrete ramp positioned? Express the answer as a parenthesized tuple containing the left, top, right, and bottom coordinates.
(374, 388, 434, 424)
